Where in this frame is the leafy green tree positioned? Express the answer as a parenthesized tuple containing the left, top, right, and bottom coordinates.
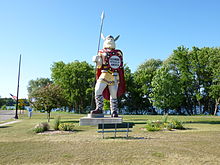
(189, 47, 214, 114)
(170, 46, 195, 114)
(0, 98, 15, 107)
(118, 60, 162, 114)
(30, 84, 66, 122)
(135, 59, 163, 95)
(150, 65, 183, 114)
(27, 78, 52, 97)
(103, 99, 110, 112)
(51, 61, 94, 113)
(160, 46, 219, 115)
(132, 59, 162, 114)
(118, 65, 141, 114)
(208, 48, 220, 115)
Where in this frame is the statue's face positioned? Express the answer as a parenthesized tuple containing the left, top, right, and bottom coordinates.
(103, 36, 115, 49)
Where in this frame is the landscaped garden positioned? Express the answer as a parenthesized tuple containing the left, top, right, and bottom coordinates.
(0, 112, 220, 165)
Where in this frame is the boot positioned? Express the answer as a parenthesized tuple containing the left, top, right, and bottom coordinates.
(110, 98, 119, 117)
(91, 95, 104, 114)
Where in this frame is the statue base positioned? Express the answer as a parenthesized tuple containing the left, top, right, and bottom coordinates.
(87, 113, 104, 118)
(79, 114, 123, 126)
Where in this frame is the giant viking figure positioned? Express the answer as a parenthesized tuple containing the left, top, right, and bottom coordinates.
(91, 34, 125, 117)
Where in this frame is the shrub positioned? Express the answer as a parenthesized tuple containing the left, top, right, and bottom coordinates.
(33, 122, 50, 133)
(164, 122, 174, 131)
(53, 116, 61, 130)
(161, 114, 169, 123)
(58, 123, 75, 131)
(146, 117, 185, 131)
(171, 119, 185, 130)
(146, 120, 162, 131)
(1, 105, 7, 110)
(33, 126, 45, 133)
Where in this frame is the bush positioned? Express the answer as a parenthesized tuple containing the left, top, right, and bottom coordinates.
(146, 116, 185, 131)
(171, 119, 185, 130)
(162, 114, 169, 123)
(164, 122, 174, 131)
(146, 120, 162, 131)
(33, 122, 50, 133)
(58, 123, 75, 131)
(53, 116, 61, 130)
(1, 105, 7, 110)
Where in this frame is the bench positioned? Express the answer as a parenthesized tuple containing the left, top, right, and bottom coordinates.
(97, 122, 135, 139)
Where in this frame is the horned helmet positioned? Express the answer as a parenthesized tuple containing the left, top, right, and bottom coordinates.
(101, 34, 120, 49)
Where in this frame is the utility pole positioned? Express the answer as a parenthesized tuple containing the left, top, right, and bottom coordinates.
(15, 54, 21, 119)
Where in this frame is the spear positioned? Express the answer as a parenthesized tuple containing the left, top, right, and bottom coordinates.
(97, 11, 105, 54)
(91, 11, 105, 109)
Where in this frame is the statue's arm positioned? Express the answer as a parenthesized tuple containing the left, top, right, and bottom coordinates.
(92, 52, 103, 68)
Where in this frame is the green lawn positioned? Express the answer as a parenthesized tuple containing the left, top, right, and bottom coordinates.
(0, 112, 220, 165)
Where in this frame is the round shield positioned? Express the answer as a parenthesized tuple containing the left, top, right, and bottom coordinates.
(109, 55, 121, 69)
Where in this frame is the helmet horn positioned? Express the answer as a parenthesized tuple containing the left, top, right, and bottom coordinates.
(114, 35, 120, 41)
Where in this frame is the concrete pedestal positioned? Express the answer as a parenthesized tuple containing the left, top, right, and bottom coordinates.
(80, 115, 123, 126)
(87, 113, 104, 118)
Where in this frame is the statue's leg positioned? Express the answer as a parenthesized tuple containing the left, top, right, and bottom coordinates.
(109, 85, 119, 117)
(91, 81, 107, 114)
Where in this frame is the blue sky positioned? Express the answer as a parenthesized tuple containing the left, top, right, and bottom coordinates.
(1, 0, 220, 99)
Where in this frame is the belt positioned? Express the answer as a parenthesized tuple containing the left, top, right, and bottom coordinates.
(101, 70, 119, 75)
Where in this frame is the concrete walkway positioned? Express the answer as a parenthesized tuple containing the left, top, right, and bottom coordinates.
(0, 120, 21, 127)
(0, 110, 22, 126)
(0, 110, 15, 122)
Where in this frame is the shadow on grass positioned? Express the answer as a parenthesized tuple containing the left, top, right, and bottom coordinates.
(100, 136, 160, 140)
(127, 121, 147, 124)
(60, 120, 79, 123)
(37, 129, 85, 135)
(0, 126, 12, 128)
(102, 136, 146, 140)
(184, 127, 197, 130)
(73, 129, 84, 132)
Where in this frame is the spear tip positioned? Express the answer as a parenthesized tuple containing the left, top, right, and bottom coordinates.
(101, 11, 105, 20)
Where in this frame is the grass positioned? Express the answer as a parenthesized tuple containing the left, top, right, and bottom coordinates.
(0, 112, 220, 165)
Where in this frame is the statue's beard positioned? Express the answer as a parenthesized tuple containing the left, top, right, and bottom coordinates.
(103, 42, 115, 49)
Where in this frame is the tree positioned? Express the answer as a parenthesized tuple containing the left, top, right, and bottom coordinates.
(189, 47, 214, 114)
(30, 84, 66, 122)
(0, 98, 16, 107)
(27, 78, 52, 97)
(135, 59, 163, 95)
(51, 61, 94, 113)
(132, 59, 162, 114)
(208, 48, 220, 115)
(150, 65, 183, 114)
(170, 46, 195, 114)
(118, 65, 140, 114)
(103, 99, 110, 112)
(160, 46, 219, 115)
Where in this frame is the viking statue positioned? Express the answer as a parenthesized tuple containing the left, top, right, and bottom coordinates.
(91, 34, 125, 117)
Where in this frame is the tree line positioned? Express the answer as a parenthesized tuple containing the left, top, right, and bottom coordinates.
(0, 97, 15, 108)
(28, 46, 220, 115)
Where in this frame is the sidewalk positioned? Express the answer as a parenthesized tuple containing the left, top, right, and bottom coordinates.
(0, 120, 21, 127)
(0, 110, 15, 122)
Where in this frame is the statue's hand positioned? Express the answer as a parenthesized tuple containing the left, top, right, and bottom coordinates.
(92, 55, 102, 67)
(92, 55, 98, 62)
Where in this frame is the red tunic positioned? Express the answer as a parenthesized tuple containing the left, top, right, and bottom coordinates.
(96, 48, 126, 100)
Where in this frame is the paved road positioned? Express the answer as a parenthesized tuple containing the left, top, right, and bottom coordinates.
(0, 110, 15, 122)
